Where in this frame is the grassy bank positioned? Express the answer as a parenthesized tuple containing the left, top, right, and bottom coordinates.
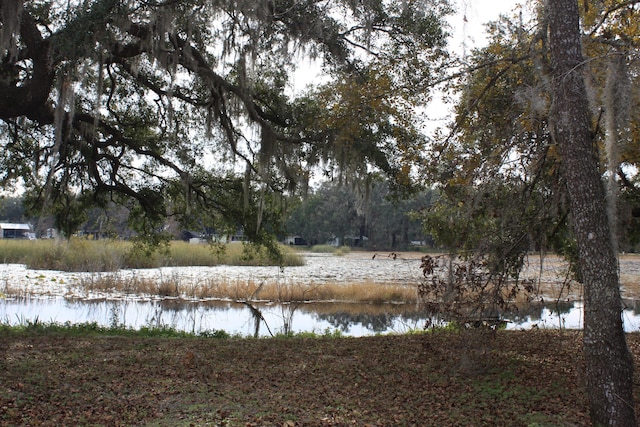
(0, 239, 304, 271)
(2, 327, 638, 426)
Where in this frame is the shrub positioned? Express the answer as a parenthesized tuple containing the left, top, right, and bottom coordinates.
(309, 244, 351, 255)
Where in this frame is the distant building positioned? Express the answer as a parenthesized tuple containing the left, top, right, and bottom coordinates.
(285, 236, 307, 246)
(0, 223, 33, 239)
(209, 229, 246, 244)
(44, 228, 58, 239)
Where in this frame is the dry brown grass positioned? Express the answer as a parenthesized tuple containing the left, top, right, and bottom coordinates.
(76, 274, 419, 303)
(0, 277, 23, 297)
(260, 280, 418, 303)
(0, 239, 304, 272)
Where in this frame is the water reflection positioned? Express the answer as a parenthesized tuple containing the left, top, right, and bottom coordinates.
(307, 303, 425, 334)
(3, 296, 640, 336)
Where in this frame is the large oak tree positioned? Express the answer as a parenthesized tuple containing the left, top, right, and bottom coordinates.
(0, 0, 451, 242)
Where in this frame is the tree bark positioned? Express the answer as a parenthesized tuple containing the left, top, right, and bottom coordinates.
(547, 0, 636, 425)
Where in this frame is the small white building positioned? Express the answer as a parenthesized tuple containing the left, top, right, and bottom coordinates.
(0, 223, 33, 239)
(284, 235, 307, 246)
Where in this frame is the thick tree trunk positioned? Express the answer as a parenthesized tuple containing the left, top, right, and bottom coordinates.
(547, 0, 636, 425)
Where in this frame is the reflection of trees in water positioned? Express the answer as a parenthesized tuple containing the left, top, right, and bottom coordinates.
(156, 299, 245, 312)
(312, 301, 580, 334)
(309, 301, 584, 333)
(315, 311, 425, 333)
(503, 301, 576, 326)
(622, 298, 640, 316)
(279, 303, 297, 336)
(317, 312, 390, 333)
(64, 298, 130, 328)
(6, 296, 597, 335)
(73, 298, 248, 332)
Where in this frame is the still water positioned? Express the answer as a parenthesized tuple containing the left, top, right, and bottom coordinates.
(2, 252, 640, 336)
(3, 296, 640, 336)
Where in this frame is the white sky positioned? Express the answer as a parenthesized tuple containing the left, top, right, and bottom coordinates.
(451, 0, 524, 52)
(424, 0, 525, 128)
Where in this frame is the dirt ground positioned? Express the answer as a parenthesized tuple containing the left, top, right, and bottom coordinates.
(2, 329, 640, 426)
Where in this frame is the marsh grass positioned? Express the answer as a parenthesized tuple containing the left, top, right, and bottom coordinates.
(309, 244, 351, 255)
(334, 246, 351, 256)
(1, 277, 26, 297)
(296, 280, 416, 303)
(308, 244, 335, 253)
(76, 274, 419, 304)
(0, 239, 304, 272)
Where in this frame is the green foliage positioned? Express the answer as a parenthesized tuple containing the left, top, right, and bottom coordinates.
(273, 328, 344, 339)
(0, 320, 347, 340)
(0, 197, 26, 222)
(421, 5, 595, 281)
(422, 180, 568, 278)
(423, 0, 640, 269)
(0, 320, 231, 339)
(125, 232, 172, 269)
(0, 0, 452, 251)
(198, 329, 234, 339)
(424, 321, 462, 333)
(286, 179, 432, 250)
(23, 189, 91, 239)
(309, 244, 339, 253)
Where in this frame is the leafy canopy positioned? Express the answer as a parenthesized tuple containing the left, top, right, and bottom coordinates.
(0, 0, 452, 242)
(422, 0, 640, 275)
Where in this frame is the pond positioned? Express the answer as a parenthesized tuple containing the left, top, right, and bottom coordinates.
(2, 252, 640, 336)
(3, 295, 640, 336)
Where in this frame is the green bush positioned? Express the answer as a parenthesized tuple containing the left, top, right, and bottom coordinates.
(308, 244, 336, 253)
(0, 320, 232, 338)
(334, 246, 351, 256)
(309, 244, 351, 255)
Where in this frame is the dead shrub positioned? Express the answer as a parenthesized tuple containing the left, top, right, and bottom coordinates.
(418, 254, 536, 328)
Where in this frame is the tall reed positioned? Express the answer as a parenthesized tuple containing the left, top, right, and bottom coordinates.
(0, 239, 304, 272)
(308, 244, 351, 255)
(76, 274, 419, 304)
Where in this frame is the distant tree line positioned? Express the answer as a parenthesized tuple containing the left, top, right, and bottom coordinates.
(0, 179, 434, 251)
(0, 196, 130, 239)
(285, 179, 434, 250)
